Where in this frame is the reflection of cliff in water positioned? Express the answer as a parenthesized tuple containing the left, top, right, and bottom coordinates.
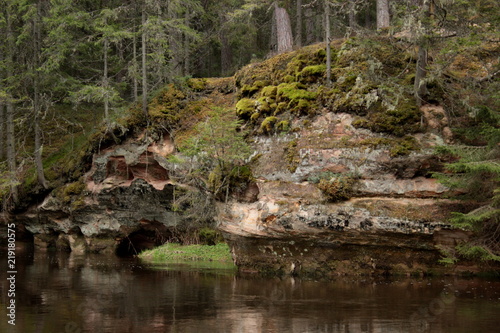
(1, 250, 500, 333)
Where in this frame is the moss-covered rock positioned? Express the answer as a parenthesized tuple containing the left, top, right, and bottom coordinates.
(148, 84, 187, 121)
(187, 78, 207, 91)
(276, 120, 290, 132)
(260, 116, 278, 134)
(240, 84, 260, 97)
(298, 64, 327, 83)
(289, 98, 313, 116)
(284, 139, 300, 172)
(316, 173, 358, 202)
(53, 180, 86, 207)
(260, 85, 278, 98)
(368, 103, 422, 136)
(250, 112, 261, 122)
(256, 97, 273, 115)
(274, 102, 288, 115)
(236, 98, 256, 119)
(389, 136, 420, 157)
(277, 82, 317, 102)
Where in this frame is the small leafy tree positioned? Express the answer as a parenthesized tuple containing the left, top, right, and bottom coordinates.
(178, 107, 253, 201)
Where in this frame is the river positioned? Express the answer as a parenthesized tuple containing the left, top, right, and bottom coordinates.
(1, 247, 499, 333)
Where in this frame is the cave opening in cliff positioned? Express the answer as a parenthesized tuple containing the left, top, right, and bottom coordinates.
(116, 220, 170, 257)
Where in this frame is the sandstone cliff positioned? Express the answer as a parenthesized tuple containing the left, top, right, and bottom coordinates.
(2, 37, 498, 276)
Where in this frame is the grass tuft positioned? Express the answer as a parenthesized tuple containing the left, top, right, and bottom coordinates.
(139, 242, 234, 264)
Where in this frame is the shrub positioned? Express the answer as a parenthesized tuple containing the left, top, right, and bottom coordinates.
(311, 172, 359, 202)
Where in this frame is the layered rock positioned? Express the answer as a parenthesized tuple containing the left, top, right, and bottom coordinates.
(219, 111, 481, 277)
(8, 133, 182, 255)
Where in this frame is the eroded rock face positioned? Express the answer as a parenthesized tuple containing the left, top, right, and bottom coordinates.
(219, 112, 489, 276)
(10, 133, 183, 254)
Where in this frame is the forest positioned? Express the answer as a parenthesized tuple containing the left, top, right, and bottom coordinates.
(0, 0, 499, 262)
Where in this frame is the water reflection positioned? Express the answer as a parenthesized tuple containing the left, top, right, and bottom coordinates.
(1, 250, 499, 333)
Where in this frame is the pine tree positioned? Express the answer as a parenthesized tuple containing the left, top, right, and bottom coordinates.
(435, 119, 500, 261)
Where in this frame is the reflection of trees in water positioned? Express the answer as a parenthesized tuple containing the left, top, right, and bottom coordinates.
(4, 251, 499, 333)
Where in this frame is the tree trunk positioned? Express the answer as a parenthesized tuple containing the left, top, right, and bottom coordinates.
(414, 0, 433, 107)
(274, 3, 293, 53)
(141, 3, 148, 116)
(167, 2, 182, 78)
(0, 103, 4, 161)
(5, 9, 18, 203)
(325, 0, 331, 85)
(184, 11, 190, 76)
(6, 101, 18, 203)
(220, 28, 232, 76)
(132, 33, 138, 102)
(34, 106, 47, 189)
(348, 0, 356, 30)
(376, 0, 390, 30)
(0, 48, 4, 161)
(305, 7, 314, 45)
(33, 0, 47, 189)
(103, 37, 110, 123)
(414, 1, 435, 107)
(270, 8, 277, 53)
(295, 0, 302, 47)
(414, 43, 428, 107)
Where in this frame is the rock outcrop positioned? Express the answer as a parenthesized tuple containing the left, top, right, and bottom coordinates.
(7, 133, 182, 255)
(219, 111, 482, 277)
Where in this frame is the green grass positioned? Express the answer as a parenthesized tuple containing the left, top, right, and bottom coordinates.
(139, 242, 235, 265)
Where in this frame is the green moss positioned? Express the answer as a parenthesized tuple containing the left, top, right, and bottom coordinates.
(260, 85, 278, 98)
(240, 84, 260, 97)
(290, 99, 313, 116)
(333, 92, 370, 115)
(356, 136, 420, 156)
(236, 98, 256, 119)
(298, 64, 326, 83)
(389, 136, 420, 157)
(276, 120, 290, 132)
(240, 80, 270, 97)
(253, 80, 269, 89)
(54, 180, 86, 205)
(187, 78, 207, 91)
(315, 48, 327, 60)
(42, 131, 94, 185)
(286, 57, 307, 76)
(337, 74, 358, 92)
(284, 139, 300, 172)
(277, 82, 317, 102)
(250, 112, 261, 122)
(274, 102, 288, 115)
(260, 116, 278, 134)
(352, 117, 370, 129)
(148, 84, 186, 121)
(70, 197, 87, 211)
(368, 103, 422, 136)
(283, 75, 295, 83)
(256, 97, 273, 115)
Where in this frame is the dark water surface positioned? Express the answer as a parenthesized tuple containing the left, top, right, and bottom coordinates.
(1, 248, 500, 333)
